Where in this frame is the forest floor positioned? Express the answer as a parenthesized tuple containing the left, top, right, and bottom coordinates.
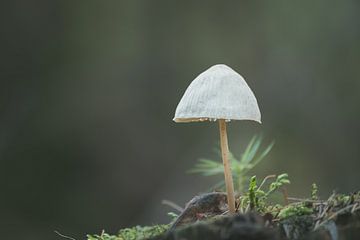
(87, 191, 360, 240)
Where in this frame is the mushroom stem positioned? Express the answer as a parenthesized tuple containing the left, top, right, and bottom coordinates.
(218, 119, 236, 213)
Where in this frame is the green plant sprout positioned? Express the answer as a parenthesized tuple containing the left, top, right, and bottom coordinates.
(311, 183, 318, 200)
(239, 173, 290, 213)
(189, 135, 274, 193)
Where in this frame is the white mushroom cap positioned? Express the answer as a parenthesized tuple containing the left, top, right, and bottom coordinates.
(173, 64, 261, 123)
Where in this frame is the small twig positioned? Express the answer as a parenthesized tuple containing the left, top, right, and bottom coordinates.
(281, 187, 289, 205)
(314, 204, 356, 230)
(272, 218, 280, 223)
(316, 192, 337, 220)
(351, 203, 359, 213)
(287, 197, 323, 203)
(314, 204, 331, 230)
(327, 192, 337, 204)
(314, 220, 321, 230)
(320, 205, 330, 218)
(352, 205, 360, 213)
(221, 210, 229, 215)
(315, 204, 329, 229)
(258, 175, 276, 191)
(54, 230, 77, 240)
(235, 199, 240, 212)
(162, 200, 184, 212)
(316, 204, 323, 216)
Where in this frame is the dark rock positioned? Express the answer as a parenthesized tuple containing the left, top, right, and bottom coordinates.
(152, 213, 278, 240)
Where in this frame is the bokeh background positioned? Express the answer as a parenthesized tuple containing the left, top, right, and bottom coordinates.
(1, 1, 360, 239)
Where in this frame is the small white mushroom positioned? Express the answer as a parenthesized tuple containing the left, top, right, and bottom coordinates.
(173, 64, 261, 213)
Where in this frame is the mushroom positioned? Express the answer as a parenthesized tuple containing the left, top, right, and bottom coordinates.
(173, 64, 261, 213)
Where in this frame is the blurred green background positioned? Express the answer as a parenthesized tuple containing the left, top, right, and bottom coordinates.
(1, 1, 359, 239)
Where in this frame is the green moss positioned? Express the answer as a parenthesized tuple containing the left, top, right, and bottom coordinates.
(311, 183, 318, 200)
(278, 204, 313, 219)
(87, 224, 169, 240)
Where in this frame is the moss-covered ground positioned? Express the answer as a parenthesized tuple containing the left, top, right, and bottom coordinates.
(86, 191, 360, 240)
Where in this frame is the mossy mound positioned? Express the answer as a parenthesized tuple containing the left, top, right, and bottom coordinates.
(87, 192, 360, 240)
